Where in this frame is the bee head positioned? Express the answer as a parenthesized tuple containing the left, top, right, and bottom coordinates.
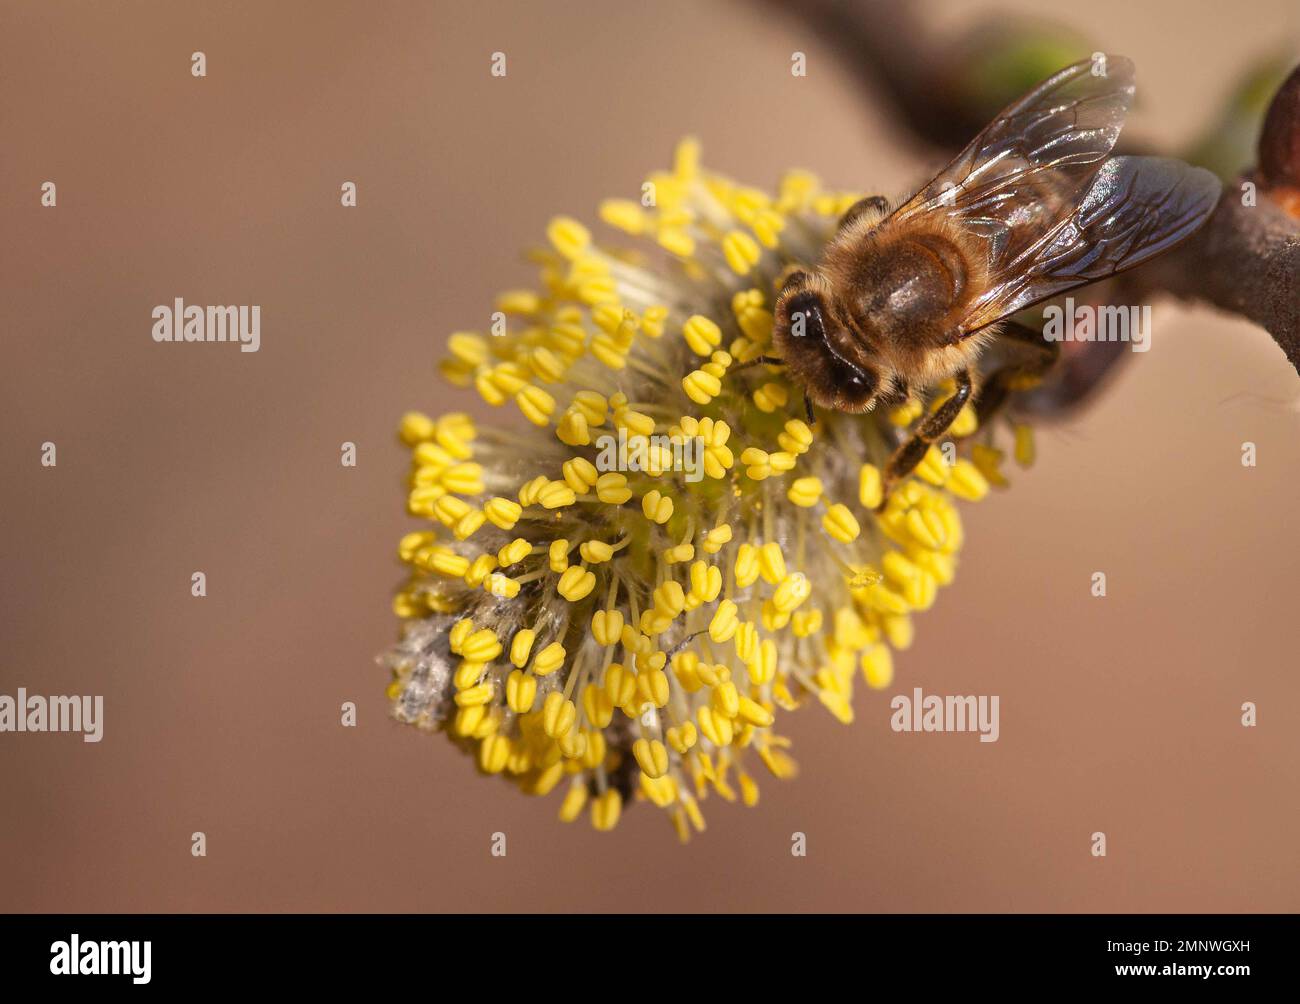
(773, 275, 882, 413)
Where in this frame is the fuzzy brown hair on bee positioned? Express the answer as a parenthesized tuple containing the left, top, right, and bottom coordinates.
(764, 52, 1220, 497)
(774, 207, 999, 413)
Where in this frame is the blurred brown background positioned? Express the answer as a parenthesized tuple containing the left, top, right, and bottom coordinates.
(2, 0, 1298, 912)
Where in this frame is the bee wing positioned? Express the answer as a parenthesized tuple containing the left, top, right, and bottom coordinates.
(891, 53, 1137, 231)
(954, 155, 1221, 334)
(889, 54, 1219, 335)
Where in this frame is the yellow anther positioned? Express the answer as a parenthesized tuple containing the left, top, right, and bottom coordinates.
(621, 626, 652, 656)
(639, 305, 668, 339)
(599, 198, 648, 234)
(733, 543, 760, 587)
(526, 346, 566, 383)
(419, 548, 470, 578)
(398, 531, 435, 563)
(787, 476, 824, 508)
(571, 390, 608, 426)
(440, 462, 484, 495)
(448, 618, 474, 654)
(778, 419, 813, 455)
(604, 662, 637, 708)
(549, 539, 569, 572)
(861, 644, 894, 689)
(484, 497, 522, 530)
(709, 599, 739, 643)
(818, 690, 854, 724)
(537, 480, 576, 509)
(542, 691, 577, 739)
(889, 398, 923, 426)
(452, 705, 482, 737)
(971, 444, 1009, 487)
(702, 523, 732, 554)
(590, 789, 622, 831)
(463, 553, 497, 587)
(582, 682, 615, 728)
(556, 409, 590, 446)
(758, 542, 786, 583)
(484, 572, 520, 598)
(772, 572, 812, 613)
(641, 771, 676, 808)
(460, 628, 502, 663)
(531, 641, 566, 677)
(509, 629, 536, 668)
(558, 781, 588, 823)
(546, 215, 591, 260)
(588, 610, 622, 648)
(722, 230, 762, 275)
(633, 738, 670, 779)
(791, 608, 823, 638)
(557, 566, 596, 601)
(741, 447, 771, 480)
(667, 721, 698, 754)
(453, 509, 485, 540)
(662, 543, 695, 564)
(399, 411, 437, 446)
(883, 613, 914, 650)
(580, 729, 606, 769)
(682, 314, 722, 356)
(688, 560, 723, 603)
(768, 451, 797, 473)
(505, 670, 537, 714)
(561, 456, 599, 492)
(697, 706, 734, 747)
(657, 228, 696, 258)
(712, 680, 741, 719)
(915, 445, 950, 486)
(641, 489, 674, 524)
(580, 540, 614, 563)
(950, 403, 978, 438)
(453, 666, 490, 699)
(497, 538, 532, 567)
(748, 638, 777, 685)
(595, 472, 632, 504)
(478, 734, 510, 774)
(496, 290, 541, 315)
(738, 773, 760, 807)
(752, 382, 788, 413)
(682, 368, 723, 404)
(738, 696, 774, 727)
(432, 494, 471, 525)
(515, 385, 556, 426)
(517, 475, 546, 507)
(638, 668, 670, 708)
(823, 503, 861, 542)
(905, 507, 946, 550)
(490, 363, 529, 396)
(589, 333, 627, 369)
(616, 410, 656, 438)
(654, 580, 686, 617)
(947, 459, 990, 501)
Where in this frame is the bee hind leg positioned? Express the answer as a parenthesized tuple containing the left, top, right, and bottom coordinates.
(878, 368, 972, 511)
(973, 321, 1060, 425)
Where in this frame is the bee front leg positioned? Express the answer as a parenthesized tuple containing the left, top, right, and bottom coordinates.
(878, 368, 972, 510)
(836, 195, 890, 235)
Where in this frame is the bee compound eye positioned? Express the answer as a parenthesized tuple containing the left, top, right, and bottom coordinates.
(785, 292, 826, 342)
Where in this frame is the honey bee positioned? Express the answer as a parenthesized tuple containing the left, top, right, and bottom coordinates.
(768, 54, 1220, 498)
